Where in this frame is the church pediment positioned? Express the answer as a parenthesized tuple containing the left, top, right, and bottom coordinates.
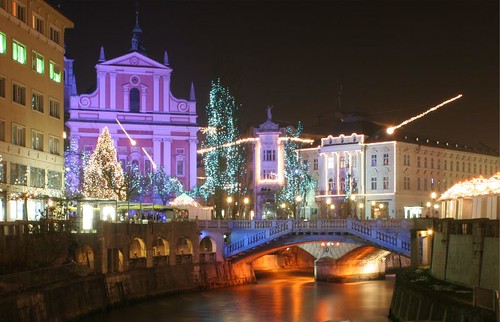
(99, 52, 168, 69)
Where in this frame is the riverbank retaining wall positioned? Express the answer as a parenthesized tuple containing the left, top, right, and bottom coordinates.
(0, 261, 255, 322)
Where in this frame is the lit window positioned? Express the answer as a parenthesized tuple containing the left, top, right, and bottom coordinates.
(12, 1, 26, 22)
(328, 178, 334, 192)
(383, 176, 389, 190)
(47, 171, 62, 189)
(49, 61, 61, 82)
(371, 177, 377, 190)
(262, 169, 275, 180)
(0, 32, 6, 54)
(327, 157, 334, 169)
(32, 14, 45, 34)
(12, 83, 26, 105)
(10, 163, 27, 186)
(49, 99, 60, 118)
(383, 153, 389, 166)
(49, 26, 60, 44)
(339, 156, 345, 168)
(30, 167, 45, 188)
(32, 51, 44, 74)
(31, 92, 44, 112)
(12, 124, 25, 146)
(12, 40, 27, 64)
(0, 76, 5, 98)
(263, 150, 276, 161)
(371, 154, 377, 166)
(0, 160, 6, 183)
(32, 130, 44, 151)
(48, 136, 60, 155)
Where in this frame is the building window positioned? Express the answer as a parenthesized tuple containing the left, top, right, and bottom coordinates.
(313, 158, 318, 170)
(431, 158, 434, 169)
(0, 160, 6, 183)
(32, 51, 44, 74)
(12, 1, 26, 22)
(263, 149, 276, 161)
(176, 158, 184, 177)
(417, 156, 421, 168)
(371, 177, 377, 190)
(456, 161, 459, 172)
(403, 154, 410, 166)
(0, 76, 5, 98)
(175, 148, 185, 155)
(383, 176, 389, 190)
(404, 177, 410, 190)
(328, 178, 334, 192)
(49, 26, 60, 44)
(48, 136, 60, 155)
(144, 159, 152, 173)
(423, 178, 428, 191)
(327, 157, 334, 169)
(417, 177, 421, 191)
(12, 40, 27, 64)
(30, 167, 45, 188)
(262, 169, 275, 180)
(383, 153, 389, 166)
(31, 92, 44, 112)
(32, 130, 43, 151)
(32, 14, 45, 34)
(49, 61, 62, 82)
(47, 171, 62, 189)
(371, 154, 377, 166)
(444, 160, 447, 171)
(339, 156, 345, 168)
(12, 124, 25, 146)
(49, 99, 60, 118)
(0, 120, 4, 141)
(437, 159, 441, 170)
(12, 83, 26, 105)
(130, 88, 140, 112)
(424, 157, 428, 168)
(340, 178, 346, 194)
(0, 32, 6, 54)
(10, 163, 27, 186)
(462, 162, 465, 172)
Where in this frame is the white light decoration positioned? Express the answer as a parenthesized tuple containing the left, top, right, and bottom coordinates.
(116, 118, 136, 146)
(439, 172, 500, 200)
(102, 205, 116, 222)
(387, 94, 463, 135)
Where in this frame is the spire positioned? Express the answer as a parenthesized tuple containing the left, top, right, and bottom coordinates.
(130, 9, 146, 54)
(189, 82, 196, 101)
(163, 51, 169, 66)
(98, 46, 106, 62)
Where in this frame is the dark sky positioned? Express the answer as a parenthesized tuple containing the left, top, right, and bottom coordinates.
(55, 0, 499, 153)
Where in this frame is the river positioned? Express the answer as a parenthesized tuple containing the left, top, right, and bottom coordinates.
(81, 273, 395, 322)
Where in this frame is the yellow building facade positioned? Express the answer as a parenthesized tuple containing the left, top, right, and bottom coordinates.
(0, 0, 72, 220)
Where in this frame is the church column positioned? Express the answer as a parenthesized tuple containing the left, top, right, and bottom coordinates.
(110, 72, 116, 110)
(153, 75, 160, 112)
(153, 138, 161, 170)
(123, 88, 130, 111)
(163, 139, 172, 175)
(140, 87, 147, 112)
(162, 76, 170, 112)
(98, 71, 106, 108)
(189, 138, 198, 189)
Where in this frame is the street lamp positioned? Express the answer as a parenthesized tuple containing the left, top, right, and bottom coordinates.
(426, 201, 431, 218)
(326, 198, 332, 218)
(330, 204, 335, 218)
(430, 192, 438, 217)
(243, 197, 249, 220)
(226, 196, 233, 220)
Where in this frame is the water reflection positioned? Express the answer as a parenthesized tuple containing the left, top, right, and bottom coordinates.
(81, 274, 394, 322)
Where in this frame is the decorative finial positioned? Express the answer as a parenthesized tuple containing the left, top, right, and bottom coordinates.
(98, 46, 105, 62)
(189, 82, 196, 101)
(163, 51, 169, 66)
(130, 7, 146, 54)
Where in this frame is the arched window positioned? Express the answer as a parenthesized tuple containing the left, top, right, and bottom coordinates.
(130, 88, 140, 112)
(328, 178, 334, 193)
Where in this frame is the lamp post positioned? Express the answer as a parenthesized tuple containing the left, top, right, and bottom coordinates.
(226, 196, 233, 220)
(359, 202, 364, 219)
(243, 197, 249, 220)
(326, 198, 332, 219)
(330, 204, 335, 218)
(295, 195, 302, 220)
(426, 201, 431, 218)
(430, 192, 438, 217)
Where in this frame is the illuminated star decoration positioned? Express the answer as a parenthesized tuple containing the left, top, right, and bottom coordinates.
(116, 119, 156, 169)
(387, 94, 463, 135)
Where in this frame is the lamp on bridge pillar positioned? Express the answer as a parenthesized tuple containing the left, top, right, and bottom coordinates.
(326, 198, 332, 219)
(330, 204, 335, 218)
(430, 192, 438, 218)
(426, 201, 432, 218)
(226, 196, 233, 220)
(350, 194, 357, 218)
(295, 195, 302, 220)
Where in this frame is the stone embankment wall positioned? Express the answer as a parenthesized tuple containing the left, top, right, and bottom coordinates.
(0, 261, 255, 322)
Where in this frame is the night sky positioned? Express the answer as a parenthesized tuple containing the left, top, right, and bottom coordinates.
(54, 0, 498, 153)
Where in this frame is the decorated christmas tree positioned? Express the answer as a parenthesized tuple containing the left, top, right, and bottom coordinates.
(149, 166, 184, 205)
(201, 79, 246, 218)
(83, 127, 125, 200)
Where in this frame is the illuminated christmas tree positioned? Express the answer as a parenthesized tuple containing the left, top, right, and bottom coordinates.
(201, 79, 246, 218)
(149, 166, 183, 205)
(83, 127, 125, 200)
(277, 123, 316, 218)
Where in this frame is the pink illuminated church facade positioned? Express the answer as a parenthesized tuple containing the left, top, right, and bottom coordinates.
(65, 14, 198, 192)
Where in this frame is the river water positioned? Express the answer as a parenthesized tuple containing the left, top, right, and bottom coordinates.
(81, 273, 395, 322)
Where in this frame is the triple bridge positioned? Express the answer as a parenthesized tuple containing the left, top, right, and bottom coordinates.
(200, 218, 434, 281)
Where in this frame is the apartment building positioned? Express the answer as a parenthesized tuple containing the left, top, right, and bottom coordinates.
(0, 0, 73, 220)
